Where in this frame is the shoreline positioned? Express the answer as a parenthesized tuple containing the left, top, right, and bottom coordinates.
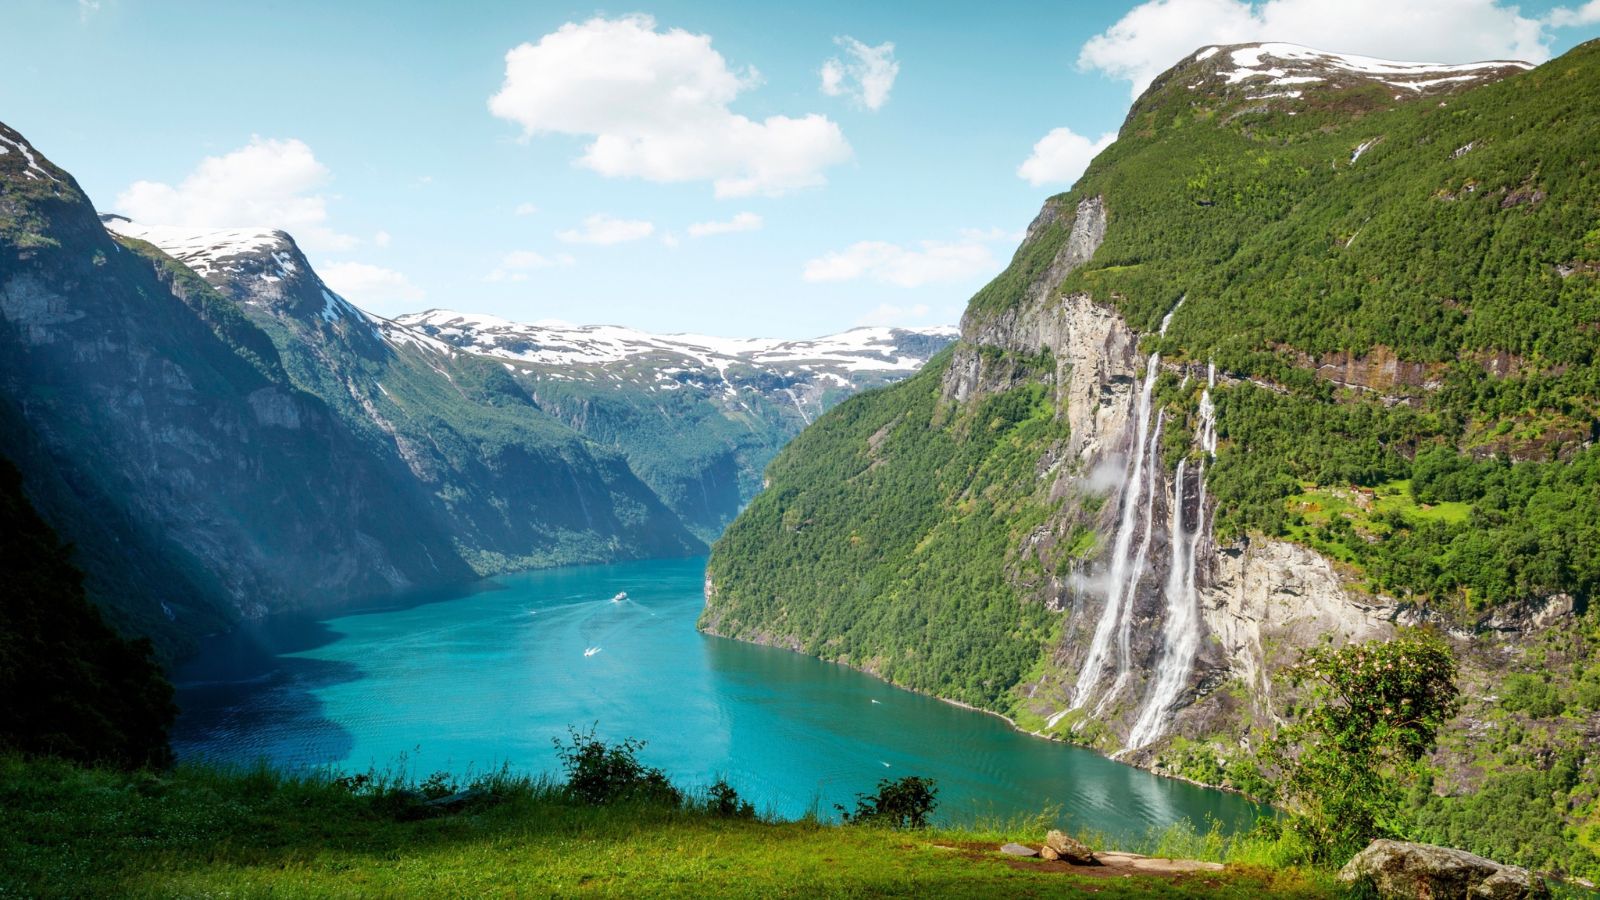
(699, 621, 1256, 801)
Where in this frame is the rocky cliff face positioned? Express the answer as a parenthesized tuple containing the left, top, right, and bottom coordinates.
(103, 216, 706, 578)
(0, 123, 474, 652)
(933, 196, 1395, 753)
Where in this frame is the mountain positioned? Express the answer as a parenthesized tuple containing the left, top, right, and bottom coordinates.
(0, 121, 485, 652)
(397, 310, 957, 539)
(101, 216, 704, 576)
(0, 117, 950, 653)
(705, 41, 1600, 877)
(96, 218, 955, 546)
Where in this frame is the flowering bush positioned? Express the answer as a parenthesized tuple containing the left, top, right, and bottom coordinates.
(1265, 631, 1460, 863)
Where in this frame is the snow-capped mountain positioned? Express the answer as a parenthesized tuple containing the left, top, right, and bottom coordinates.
(100, 215, 957, 543)
(392, 310, 957, 537)
(1170, 41, 1531, 103)
(397, 309, 955, 402)
(398, 309, 953, 373)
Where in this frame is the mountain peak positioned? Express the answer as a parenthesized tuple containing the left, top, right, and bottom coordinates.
(396, 309, 957, 375)
(1151, 41, 1531, 108)
(100, 215, 296, 280)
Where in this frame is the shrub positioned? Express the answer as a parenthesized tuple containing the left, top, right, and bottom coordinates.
(1499, 673, 1566, 718)
(837, 775, 939, 829)
(1263, 631, 1461, 864)
(553, 726, 681, 807)
(706, 778, 755, 819)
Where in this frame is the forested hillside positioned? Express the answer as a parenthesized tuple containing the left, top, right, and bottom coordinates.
(706, 40, 1600, 878)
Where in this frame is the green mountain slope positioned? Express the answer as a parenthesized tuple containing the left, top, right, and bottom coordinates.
(0, 458, 174, 769)
(706, 40, 1600, 877)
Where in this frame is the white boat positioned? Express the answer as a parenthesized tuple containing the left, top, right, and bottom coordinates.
(611, 591, 627, 603)
(583, 647, 602, 657)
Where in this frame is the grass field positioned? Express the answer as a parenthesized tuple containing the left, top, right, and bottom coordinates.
(1284, 479, 1470, 567)
(0, 756, 1339, 898)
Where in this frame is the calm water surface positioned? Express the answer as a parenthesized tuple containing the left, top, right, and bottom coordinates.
(175, 556, 1260, 838)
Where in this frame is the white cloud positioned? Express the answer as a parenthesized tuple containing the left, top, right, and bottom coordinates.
(687, 212, 763, 237)
(484, 249, 575, 282)
(804, 232, 1007, 288)
(557, 214, 656, 245)
(373, 230, 392, 248)
(115, 136, 356, 252)
(1547, 0, 1600, 26)
(321, 262, 423, 305)
(488, 14, 851, 197)
(819, 37, 900, 111)
(78, 0, 100, 22)
(1079, 0, 1554, 97)
(660, 233, 681, 249)
(514, 202, 539, 216)
(856, 302, 931, 326)
(1017, 127, 1117, 187)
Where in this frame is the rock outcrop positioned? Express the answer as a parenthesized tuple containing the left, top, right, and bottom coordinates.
(1042, 830, 1097, 865)
(1339, 839, 1550, 899)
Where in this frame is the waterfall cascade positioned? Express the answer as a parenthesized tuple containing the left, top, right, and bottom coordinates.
(1054, 290, 1224, 748)
(1058, 352, 1162, 723)
(1057, 301, 1185, 723)
(1127, 363, 1217, 749)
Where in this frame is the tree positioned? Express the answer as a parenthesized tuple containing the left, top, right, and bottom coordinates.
(0, 459, 175, 769)
(837, 776, 940, 829)
(1265, 631, 1461, 863)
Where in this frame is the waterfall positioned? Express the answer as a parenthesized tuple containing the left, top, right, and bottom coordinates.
(1060, 352, 1162, 719)
(1059, 301, 1184, 722)
(1127, 363, 1218, 749)
(1099, 412, 1163, 715)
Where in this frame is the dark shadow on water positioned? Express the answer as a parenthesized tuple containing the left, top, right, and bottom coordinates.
(171, 578, 504, 770)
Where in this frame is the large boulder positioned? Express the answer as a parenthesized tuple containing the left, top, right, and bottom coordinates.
(1043, 830, 1097, 865)
(1339, 839, 1549, 899)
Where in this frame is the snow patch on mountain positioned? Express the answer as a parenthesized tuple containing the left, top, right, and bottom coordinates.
(102, 217, 290, 278)
(396, 309, 958, 375)
(1196, 42, 1530, 97)
(0, 129, 60, 183)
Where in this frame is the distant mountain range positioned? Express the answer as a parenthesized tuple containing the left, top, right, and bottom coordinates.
(397, 309, 956, 538)
(0, 121, 953, 653)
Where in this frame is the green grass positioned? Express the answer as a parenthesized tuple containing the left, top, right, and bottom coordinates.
(0, 756, 1338, 898)
(1288, 480, 1470, 534)
(1283, 479, 1472, 569)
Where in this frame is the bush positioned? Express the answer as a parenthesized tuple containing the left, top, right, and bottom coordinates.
(1499, 674, 1566, 718)
(553, 726, 681, 807)
(837, 775, 939, 829)
(706, 778, 755, 819)
(1264, 632, 1461, 864)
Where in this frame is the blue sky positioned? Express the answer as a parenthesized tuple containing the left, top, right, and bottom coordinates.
(3, 0, 1596, 336)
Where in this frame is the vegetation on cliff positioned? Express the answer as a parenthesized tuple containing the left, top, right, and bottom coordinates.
(706, 40, 1600, 883)
(705, 348, 1065, 707)
(0, 458, 174, 769)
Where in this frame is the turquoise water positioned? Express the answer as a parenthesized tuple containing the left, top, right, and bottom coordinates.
(174, 556, 1261, 838)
